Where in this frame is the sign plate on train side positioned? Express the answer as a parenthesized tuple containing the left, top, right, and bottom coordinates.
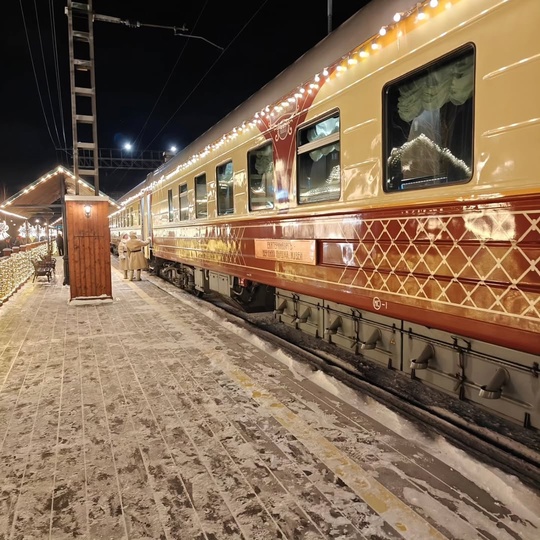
(254, 239, 316, 265)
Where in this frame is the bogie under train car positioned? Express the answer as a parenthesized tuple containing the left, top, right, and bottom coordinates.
(111, 0, 540, 429)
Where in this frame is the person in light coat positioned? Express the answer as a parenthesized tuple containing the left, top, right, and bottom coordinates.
(126, 231, 151, 281)
(117, 233, 129, 279)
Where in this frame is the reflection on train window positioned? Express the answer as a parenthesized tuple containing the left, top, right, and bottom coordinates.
(195, 173, 207, 218)
(167, 189, 174, 222)
(384, 46, 474, 192)
(179, 183, 188, 221)
(248, 142, 274, 211)
(297, 112, 341, 204)
(217, 161, 234, 216)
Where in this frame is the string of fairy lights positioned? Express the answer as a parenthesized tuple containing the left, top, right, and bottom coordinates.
(0, 166, 121, 230)
(0, 243, 50, 305)
(0, 221, 52, 241)
(111, 0, 459, 213)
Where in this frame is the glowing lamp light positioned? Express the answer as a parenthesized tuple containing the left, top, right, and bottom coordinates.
(83, 205, 92, 218)
(0, 221, 9, 240)
(170, 146, 177, 153)
(123, 142, 132, 151)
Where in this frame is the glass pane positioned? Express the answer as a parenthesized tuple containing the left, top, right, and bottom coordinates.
(179, 184, 188, 221)
(217, 161, 234, 216)
(299, 114, 339, 146)
(195, 174, 207, 218)
(385, 47, 474, 192)
(298, 143, 341, 204)
(167, 189, 174, 222)
(248, 143, 274, 211)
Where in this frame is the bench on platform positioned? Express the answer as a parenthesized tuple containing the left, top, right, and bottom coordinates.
(39, 254, 56, 275)
(32, 259, 52, 282)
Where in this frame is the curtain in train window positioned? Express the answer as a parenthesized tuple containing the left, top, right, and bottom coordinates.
(297, 113, 341, 204)
(179, 183, 188, 221)
(167, 189, 174, 222)
(195, 174, 207, 218)
(217, 161, 234, 216)
(248, 142, 274, 211)
(384, 47, 474, 192)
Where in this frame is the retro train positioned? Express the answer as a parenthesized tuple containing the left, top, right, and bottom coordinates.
(110, 0, 540, 429)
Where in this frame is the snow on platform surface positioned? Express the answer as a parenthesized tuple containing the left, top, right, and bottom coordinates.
(0, 259, 538, 539)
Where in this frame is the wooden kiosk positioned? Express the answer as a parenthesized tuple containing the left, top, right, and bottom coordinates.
(64, 195, 112, 303)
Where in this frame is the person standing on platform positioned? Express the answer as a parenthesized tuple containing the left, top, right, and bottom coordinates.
(56, 233, 64, 256)
(126, 231, 151, 281)
(117, 233, 130, 279)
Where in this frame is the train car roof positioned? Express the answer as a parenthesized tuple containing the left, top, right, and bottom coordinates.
(148, 0, 414, 184)
(115, 173, 152, 205)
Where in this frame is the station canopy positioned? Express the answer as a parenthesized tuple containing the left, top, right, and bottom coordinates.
(0, 166, 119, 226)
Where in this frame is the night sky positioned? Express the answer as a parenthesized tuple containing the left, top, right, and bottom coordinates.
(1, 1, 368, 200)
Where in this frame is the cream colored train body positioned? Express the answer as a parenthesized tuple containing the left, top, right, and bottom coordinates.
(110, 0, 540, 429)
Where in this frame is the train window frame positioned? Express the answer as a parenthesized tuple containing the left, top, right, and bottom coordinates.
(179, 183, 188, 221)
(167, 188, 174, 222)
(195, 173, 207, 219)
(216, 160, 234, 216)
(247, 142, 275, 211)
(296, 110, 341, 205)
(383, 44, 475, 193)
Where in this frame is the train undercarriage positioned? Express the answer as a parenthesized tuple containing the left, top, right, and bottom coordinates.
(152, 256, 539, 431)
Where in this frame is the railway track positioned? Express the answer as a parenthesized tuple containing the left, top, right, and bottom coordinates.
(189, 289, 540, 491)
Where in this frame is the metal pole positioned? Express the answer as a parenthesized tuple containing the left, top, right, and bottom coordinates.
(66, 1, 79, 195)
(61, 174, 70, 286)
(327, 0, 333, 34)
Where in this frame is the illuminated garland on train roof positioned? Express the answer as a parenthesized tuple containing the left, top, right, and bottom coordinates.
(114, 0, 458, 212)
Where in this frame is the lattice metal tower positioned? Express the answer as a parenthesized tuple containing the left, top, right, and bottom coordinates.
(66, 0, 100, 195)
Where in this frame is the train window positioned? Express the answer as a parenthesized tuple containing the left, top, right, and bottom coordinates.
(167, 189, 174, 222)
(195, 174, 207, 218)
(384, 46, 474, 192)
(297, 113, 341, 204)
(217, 161, 234, 216)
(248, 143, 274, 211)
(179, 183, 188, 221)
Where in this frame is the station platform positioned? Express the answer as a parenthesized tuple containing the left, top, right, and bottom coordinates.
(1, 256, 539, 539)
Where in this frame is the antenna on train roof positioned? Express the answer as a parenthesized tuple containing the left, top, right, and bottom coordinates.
(92, 13, 224, 51)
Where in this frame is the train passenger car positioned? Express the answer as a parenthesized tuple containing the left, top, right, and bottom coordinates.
(109, 176, 152, 256)
(124, 0, 540, 429)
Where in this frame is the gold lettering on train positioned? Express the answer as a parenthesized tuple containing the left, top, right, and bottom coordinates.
(254, 239, 316, 265)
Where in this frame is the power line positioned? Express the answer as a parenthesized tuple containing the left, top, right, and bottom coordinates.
(32, 0, 62, 151)
(49, 0, 69, 165)
(18, 0, 60, 154)
(92, 13, 224, 51)
(143, 0, 270, 151)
